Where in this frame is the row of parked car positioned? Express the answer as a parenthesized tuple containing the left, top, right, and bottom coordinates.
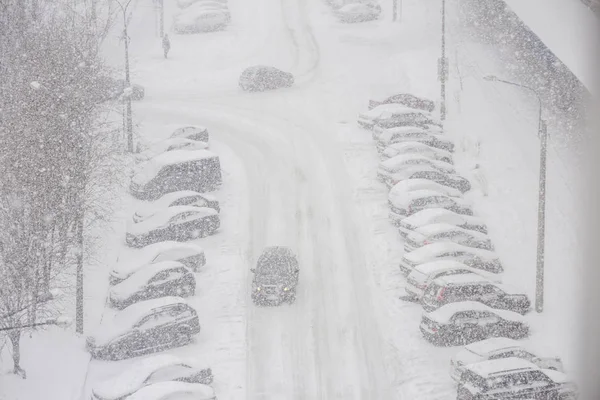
(174, 0, 231, 34)
(85, 126, 225, 399)
(324, 0, 382, 23)
(358, 93, 578, 399)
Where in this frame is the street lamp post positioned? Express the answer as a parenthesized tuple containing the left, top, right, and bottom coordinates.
(116, 0, 134, 153)
(483, 75, 548, 313)
(439, 0, 448, 121)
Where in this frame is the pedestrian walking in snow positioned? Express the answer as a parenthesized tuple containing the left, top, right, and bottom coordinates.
(162, 34, 170, 59)
(472, 163, 488, 196)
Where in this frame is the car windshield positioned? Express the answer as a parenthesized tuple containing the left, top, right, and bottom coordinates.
(4, 1, 586, 399)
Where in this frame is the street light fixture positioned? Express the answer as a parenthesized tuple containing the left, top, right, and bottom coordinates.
(483, 74, 548, 313)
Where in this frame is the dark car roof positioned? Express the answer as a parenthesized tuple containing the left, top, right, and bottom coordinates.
(257, 246, 298, 272)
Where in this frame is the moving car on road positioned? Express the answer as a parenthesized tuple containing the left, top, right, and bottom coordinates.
(419, 301, 529, 346)
(381, 141, 453, 164)
(251, 246, 299, 306)
(450, 337, 564, 384)
(421, 273, 531, 314)
(86, 297, 200, 360)
(405, 260, 501, 300)
(133, 190, 220, 224)
(91, 354, 213, 400)
(239, 65, 294, 92)
(125, 381, 216, 400)
(406, 169, 471, 193)
(130, 150, 222, 200)
(456, 358, 577, 399)
(368, 93, 435, 112)
(398, 208, 488, 236)
(376, 128, 454, 153)
(388, 189, 473, 222)
(399, 242, 503, 276)
(334, 3, 381, 23)
(404, 223, 494, 252)
(174, 6, 230, 33)
(126, 206, 220, 248)
(109, 261, 196, 310)
(111, 241, 206, 285)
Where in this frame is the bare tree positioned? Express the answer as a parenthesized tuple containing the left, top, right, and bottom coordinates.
(0, 0, 123, 374)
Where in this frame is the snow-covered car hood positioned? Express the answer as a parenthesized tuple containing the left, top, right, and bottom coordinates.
(112, 241, 205, 280)
(426, 301, 527, 325)
(125, 381, 215, 400)
(109, 261, 185, 301)
(127, 206, 216, 236)
(90, 297, 188, 346)
(92, 354, 209, 400)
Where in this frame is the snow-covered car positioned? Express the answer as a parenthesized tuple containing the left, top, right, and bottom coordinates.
(406, 169, 471, 193)
(398, 208, 488, 236)
(126, 206, 220, 248)
(388, 189, 473, 223)
(95, 76, 145, 102)
(390, 178, 462, 199)
(376, 128, 454, 153)
(422, 273, 531, 314)
(377, 153, 456, 188)
(86, 297, 200, 360)
(171, 126, 209, 143)
(405, 260, 501, 300)
(174, 7, 229, 33)
(419, 301, 529, 346)
(251, 246, 300, 306)
(130, 150, 222, 200)
(358, 104, 438, 131)
(109, 261, 196, 310)
(334, 3, 381, 23)
(373, 123, 443, 142)
(135, 138, 209, 163)
(368, 93, 436, 112)
(456, 358, 577, 400)
(450, 337, 564, 384)
(125, 381, 216, 400)
(404, 223, 494, 253)
(110, 241, 206, 285)
(239, 65, 294, 92)
(90, 354, 213, 400)
(133, 191, 220, 224)
(399, 242, 503, 276)
(185, 1, 231, 22)
(178, 0, 227, 8)
(381, 141, 453, 164)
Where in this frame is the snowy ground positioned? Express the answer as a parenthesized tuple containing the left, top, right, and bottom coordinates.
(0, 0, 585, 399)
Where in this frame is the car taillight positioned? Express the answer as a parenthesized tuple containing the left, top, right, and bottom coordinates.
(437, 287, 446, 301)
(423, 240, 430, 245)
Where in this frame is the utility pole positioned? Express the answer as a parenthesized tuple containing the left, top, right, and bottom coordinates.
(439, 0, 447, 121)
(117, 0, 134, 152)
(160, 0, 164, 37)
(536, 119, 548, 313)
(75, 211, 84, 334)
(483, 75, 547, 313)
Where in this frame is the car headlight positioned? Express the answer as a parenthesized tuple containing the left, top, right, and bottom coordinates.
(256, 287, 261, 291)
(283, 287, 289, 291)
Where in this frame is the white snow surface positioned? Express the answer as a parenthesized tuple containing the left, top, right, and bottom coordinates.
(124, 381, 215, 400)
(0, 0, 583, 399)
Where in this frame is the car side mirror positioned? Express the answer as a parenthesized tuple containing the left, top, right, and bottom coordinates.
(250, 268, 256, 273)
